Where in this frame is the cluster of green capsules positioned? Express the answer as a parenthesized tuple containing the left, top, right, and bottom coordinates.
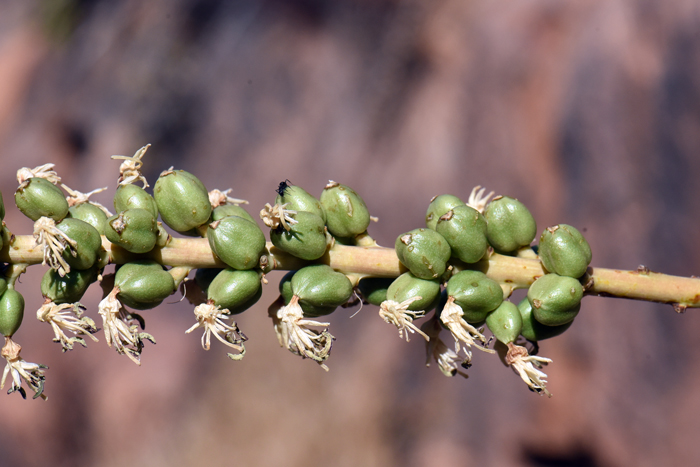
(0, 145, 592, 400)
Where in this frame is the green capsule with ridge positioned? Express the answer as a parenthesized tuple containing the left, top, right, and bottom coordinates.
(208, 216, 266, 270)
(15, 178, 69, 221)
(211, 205, 256, 224)
(446, 270, 503, 323)
(425, 194, 465, 231)
(517, 297, 573, 342)
(105, 208, 158, 254)
(276, 183, 326, 223)
(114, 184, 158, 218)
(386, 272, 440, 311)
(41, 267, 98, 304)
(436, 205, 488, 263)
(395, 228, 451, 280)
(56, 218, 102, 271)
(291, 264, 353, 317)
(154, 169, 212, 233)
(483, 196, 537, 253)
(115, 260, 176, 310)
(357, 277, 394, 306)
(538, 224, 592, 278)
(485, 300, 522, 345)
(527, 273, 583, 326)
(320, 181, 370, 238)
(68, 203, 108, 235)
(0, 289, 24, 337)
(207, 268, 262, 314)
(270, 211, 327, 261)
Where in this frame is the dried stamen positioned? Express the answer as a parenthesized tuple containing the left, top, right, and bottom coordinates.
(62, 184, 113, 216)
(208, 189, 249, 208)
(506, 342, 552, 397)
(274, 296, 334, 371)
(33, 217, 78, 277)
(260, 203, 298, 231)
(1, 338, 48, 400)
(440, 296, 495, 365)
(466, 185, 495, 213)
(17, 164, 61, 185)
(186, 303, 247, 360)
(37, 300, 99, 352)
(111, 144, 150, 188)
(421, 316, 468, 377)
(379, 297, 429, 342)
(98, 288, 155, 365)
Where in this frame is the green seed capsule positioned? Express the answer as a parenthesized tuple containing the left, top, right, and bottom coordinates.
(538, 224, 592, 278)
(395, 228, 451, 280)
(425, 194, 465, 230)
(357, 277, 394, 306)
(68, 203, 108, 235)
(15, 178, 69, 221)
(279, 270, 296, 304)
(208, 216, 266, 270)
(115, 260, 175, 310)
(0, 278, 7, 300)
(483, 196, 537, 253)
(446, 270, 503, 323)
(291, 264, 353, 317)
(41, 267, 98, 304)
(517, 297, 573, 342)
(194, 268, 220, 294)
(527, 273, 583, 326)
(485, 301, 522, 345)
(270, 211, 327, 261)
(386, 272, 440, 311)
(56, 218, 102, 271)
(436, 206, 488, 263)
(211, 205, 256, 224)
(276, 184, 326, 223)
(0, 289, 24, 337)
(154, 169, 212, 233)
(320, 181, 370, 238)
(114, 184, 159, 218)
(105, 209, 158, 254)
(207, 268, 262, 314)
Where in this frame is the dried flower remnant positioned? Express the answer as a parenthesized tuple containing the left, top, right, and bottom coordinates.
(440, 296, 494, 365)
(379, 296, 429, 342)
(33, 216, 78, 277)
(186, 303, 247, 360)
(260, 203, 298, 231)
(466, 185, 495, 213)
(208, 188, 249, 208)
(505, 342, 552, 397)
(98, 288, 155, 365)
(37, 300, 99, 352)
(17, 164, 61, 185)
(421, 316, 469, 377)
(62, 185, 112, 216)
(1, 338, 47, 400)
(274, 296, 334, 371)
(111, 144, 151, 187)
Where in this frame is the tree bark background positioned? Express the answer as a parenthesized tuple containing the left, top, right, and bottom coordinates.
(0, 1, 699, 466)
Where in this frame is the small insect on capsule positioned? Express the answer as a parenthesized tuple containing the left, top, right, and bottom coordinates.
(276, 179, 293, 197)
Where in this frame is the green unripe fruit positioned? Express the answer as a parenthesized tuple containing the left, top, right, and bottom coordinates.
(207, 268, 262, 314)
(446, 270, 504, 323)
(270, 211, 327, 261)
(276, 184, 326, 223)
(485, 301, 522, 345)
(56, 218, 102, 270)
(68, 203, 109, 235)
(211, 205, 256, 224)
(41, 267, 98, 304)
(527, 273, 583, 326)
(436, 205, 488, 263)
(483, 196, 537, 253)
(320, 181, 370, 238)
(0, 289, 24, 337)
(386, 272, 440, 311)
(279, 270, 296, 304)
(0, 278, 7, 300)
(425, 194, 465, 230)
(194, 268, 220, 294)
(395, 228, 451, 280)
(114, 184, 158, 218)
(15, 178, 69, 221)
(208, 216, 266, 270)
(357, 277, 394, 306)
(154, 169, 212, 233)
(105, 209, 158, 254)
(291, 264, 353, 317)
(538, 224, 592, 278)
(517, 297, 573, 342)
(115, 260, 175, 310)
(0, 191, 5, 221)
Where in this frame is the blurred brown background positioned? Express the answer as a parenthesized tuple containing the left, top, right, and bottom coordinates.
(1, 0, 700, 466)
